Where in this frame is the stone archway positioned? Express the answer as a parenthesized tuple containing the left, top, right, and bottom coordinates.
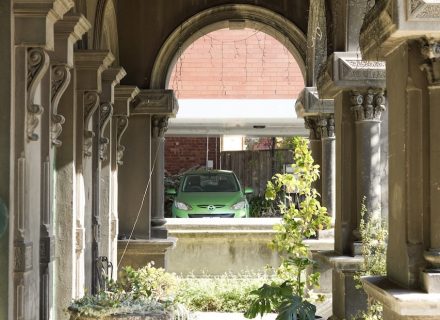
(150, 4, 307, 90)
(93, 0, 119, 64)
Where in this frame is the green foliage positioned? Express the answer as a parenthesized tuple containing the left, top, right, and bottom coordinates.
(69, 264, 180, 319)
(249, 195, 279, 217)
(175, 273, 270, 313)
(244, 281, 316, 320)
(116, 264, 177, 301)
(245, 137, 331, 319)
(352, 199, 388, 320)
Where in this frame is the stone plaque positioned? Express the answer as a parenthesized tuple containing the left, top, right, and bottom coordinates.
(408, 0, 440, 20)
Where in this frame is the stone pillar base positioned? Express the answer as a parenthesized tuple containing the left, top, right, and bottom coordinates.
(362, 276, 440, 320)
(422, 271, 440, 293)
(315, 251, 366, 320)
(117, 238, 177, 270)
(151, 226, 168, 239)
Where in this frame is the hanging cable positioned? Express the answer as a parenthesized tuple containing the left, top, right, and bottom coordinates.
(117, 140, 161, 269)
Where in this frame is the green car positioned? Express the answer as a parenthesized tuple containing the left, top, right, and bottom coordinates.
(167, 170, 253, 218)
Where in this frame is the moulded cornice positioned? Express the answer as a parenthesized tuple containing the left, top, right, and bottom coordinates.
(295, 87, 334, 118)
(317, 52, 386, 99)
(102, 68, 127, 87)
(360, 0, 440, 59)
(52, 13, 91, 66)
(132, 90, 179, 117)
(74, 50, 114, 92)
(114, 86, 140, 116)
(14, 0, 74, 49)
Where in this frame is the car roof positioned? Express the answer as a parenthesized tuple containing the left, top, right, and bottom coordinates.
(184, 169, 234, 175)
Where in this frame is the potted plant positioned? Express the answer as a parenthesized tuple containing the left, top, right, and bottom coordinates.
(244, 137, 330, 320)
(68, 264, 184, 320)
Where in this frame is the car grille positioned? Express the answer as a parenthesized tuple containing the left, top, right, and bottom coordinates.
(188, 213, 235, 218)
(197, 205, 225, 209)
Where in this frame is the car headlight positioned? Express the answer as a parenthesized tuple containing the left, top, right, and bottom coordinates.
(231, 200, 246, 210)
(174, 200, 192, 211)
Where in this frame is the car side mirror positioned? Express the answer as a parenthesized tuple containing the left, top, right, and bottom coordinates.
(244, 187, 253, 195)
(165, 188, 177, 195)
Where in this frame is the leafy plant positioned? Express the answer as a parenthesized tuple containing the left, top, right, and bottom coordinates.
(69, 264, 181, 319)
(245, 137, 331, 319)
(175, 272, 271, 313)
(249, 195, 279, 217)
(352, 199, 388, 320)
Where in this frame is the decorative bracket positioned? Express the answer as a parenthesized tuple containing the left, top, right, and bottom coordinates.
(27, 47, 49, 141)
(116, 116, 129, 165)
(51, 64, 71, 146)
(83, 91, 100, 157)
(99, 102, 113, 160)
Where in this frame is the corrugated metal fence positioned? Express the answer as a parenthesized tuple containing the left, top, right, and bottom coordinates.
(220, 149, 294, 196)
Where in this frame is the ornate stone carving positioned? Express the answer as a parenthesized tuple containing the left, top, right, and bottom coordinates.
(152, 116, 169, 138)
(409, 0, 440, 20)
(51, 64, 71, 146)
(420, 38, 440, 85)
(305, 117, 321, 140)
(339, 59, 386, 81)
(83, 91, 100, 157)
(116, 116, 129, 165)
(319, 115, 335, 138)
(99, 102, 113, 160)
(350, 89, 386, 121)
(132, 90, 178, 116)
(14, 241, 33, 272)
(27, 47, 49, 141)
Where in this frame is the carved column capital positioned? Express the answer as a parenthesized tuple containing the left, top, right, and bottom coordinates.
(350, 89, 386, 122)
(420, 38, 440, 86)
(319, 115, 335, 139)
(27, 47, 49, 141)
(305, 116, 321, 140)
(152, 116, 169, 139)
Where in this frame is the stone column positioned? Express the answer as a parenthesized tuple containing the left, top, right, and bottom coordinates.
(151, 116, 169, 239)
(421, 39, 440, 293)
(118, 90, 178, 269)
(11, 1, 74, 318)
(111, 85, 139, 278)
(319, 115, 336, 224)
(305, 116, 322, 197)
(351, 90, 386, 254)
(0, 0, 11, 316)
(359, 3, 440, 318)
(97, 68, 126, 284)
(316, 52, 386, 320)
(47, 13, 90, 319)
(74, 50, 114, 295)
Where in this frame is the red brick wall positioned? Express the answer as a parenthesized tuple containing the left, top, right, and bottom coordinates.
(165, 137, 221, 175)
(165, 28, 304, 174)
(169, 28, 304, 99)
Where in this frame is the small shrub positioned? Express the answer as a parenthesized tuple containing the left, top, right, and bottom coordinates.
(352, 199, 388, 320)
(175, 273, 272, 313)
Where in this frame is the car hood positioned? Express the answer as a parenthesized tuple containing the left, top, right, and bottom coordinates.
(176, 192, 243, 206)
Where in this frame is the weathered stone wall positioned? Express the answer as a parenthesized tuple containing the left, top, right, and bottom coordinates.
(165, 218, 333, 276)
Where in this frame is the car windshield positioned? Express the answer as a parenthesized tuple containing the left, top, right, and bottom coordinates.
(182, 173, 240, 192)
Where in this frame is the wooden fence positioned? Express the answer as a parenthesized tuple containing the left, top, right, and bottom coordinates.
(220, 149, 294, 196)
